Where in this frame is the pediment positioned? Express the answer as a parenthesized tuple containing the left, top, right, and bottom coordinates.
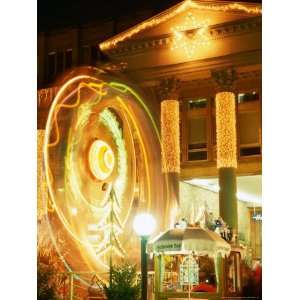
(100, 0, 261, 51)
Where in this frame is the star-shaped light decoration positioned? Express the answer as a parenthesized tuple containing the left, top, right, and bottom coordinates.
(171, 12, 210, 58)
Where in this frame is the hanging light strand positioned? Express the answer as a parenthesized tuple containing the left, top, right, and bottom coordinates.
(100, 0, 261, 51)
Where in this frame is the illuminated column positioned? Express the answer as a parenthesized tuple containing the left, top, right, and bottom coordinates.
(212, 68, 238, 239)
(159, 77, 181, 226)
(37, 129, 48, 221)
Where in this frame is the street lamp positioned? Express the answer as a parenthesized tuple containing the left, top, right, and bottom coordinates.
(133, 213, 156, 300)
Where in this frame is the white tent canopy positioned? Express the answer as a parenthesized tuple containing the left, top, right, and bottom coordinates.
(148, 227, 231, 258)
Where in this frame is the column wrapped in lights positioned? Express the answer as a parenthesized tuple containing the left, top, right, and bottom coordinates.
(37, 129, 49, 220)
(215, 91, 237, 169)
(159, 77, 181, 226)
(161, 99, 180, 173)
(212, 68, 238, 239)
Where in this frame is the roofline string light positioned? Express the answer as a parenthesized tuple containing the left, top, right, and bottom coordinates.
(100, 0, 262, 51)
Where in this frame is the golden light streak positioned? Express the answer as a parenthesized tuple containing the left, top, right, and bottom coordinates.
(60, 81, 127, 273)
(47, 88, 79, 147)
(44, 75, 108, 246)
(99, 109, 128, 206)
(110, 82, 171, 220)
(161, 100, 180, 173)
(47, 82, 107, 148)
(215, 92, 237, 168)
(43, 74, 173, 275)
(116, 96, 152, 210)
(47, 80, 109, 213)
(100, 0, 261, 50)
(44, 76, 151, 244)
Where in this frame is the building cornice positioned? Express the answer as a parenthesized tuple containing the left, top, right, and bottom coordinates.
(128, 50, 261, 84)
(104, 16, 261, 57)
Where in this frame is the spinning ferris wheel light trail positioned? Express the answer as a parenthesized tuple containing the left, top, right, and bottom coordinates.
(41, 67, 174, 283)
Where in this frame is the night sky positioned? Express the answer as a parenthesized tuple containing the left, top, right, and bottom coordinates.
(38, 0, 262, 32)
(38, 0, 179, 32)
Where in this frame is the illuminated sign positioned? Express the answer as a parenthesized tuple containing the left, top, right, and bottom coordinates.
(155, 241, 182, 252)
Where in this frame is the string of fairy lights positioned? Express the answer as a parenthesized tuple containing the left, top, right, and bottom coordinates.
(37, 130, 49, 220)
(161, 100, 180, 173)
(215, 92, 237, 169)
(160, 91, 238, 172)
(171, 12, 210, 58)
(100, 0, 261, 51)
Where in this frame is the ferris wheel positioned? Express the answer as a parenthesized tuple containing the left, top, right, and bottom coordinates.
(42, 67, 174, 282)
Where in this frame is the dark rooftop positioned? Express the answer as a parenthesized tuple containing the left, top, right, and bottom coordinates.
(38, 0, 262, 32)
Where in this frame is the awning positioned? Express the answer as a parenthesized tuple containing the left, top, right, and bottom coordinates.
(148, 227, 231, 258)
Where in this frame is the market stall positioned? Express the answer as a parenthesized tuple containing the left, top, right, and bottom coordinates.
(148, 227, 231, 300)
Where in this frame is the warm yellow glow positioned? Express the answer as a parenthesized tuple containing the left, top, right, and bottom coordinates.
(100, 0, 261, 50)
(70, 207, 78, 216)
(171, 13, 209, 58)
(37, 87, 59, 106)
(37, 130, 49, 220)
(89, 140, 115, 181)
(115, 96, 152, 210)
(133, 213, 156, 236)
(43, 73, 173, 275)
(215, 92, 237, 168)
(161, 100, 180, 173)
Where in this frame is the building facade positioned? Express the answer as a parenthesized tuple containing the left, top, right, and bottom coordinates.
(37, 0, 262, 298)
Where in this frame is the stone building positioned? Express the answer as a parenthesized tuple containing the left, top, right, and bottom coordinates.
(38, 0, 262, 297)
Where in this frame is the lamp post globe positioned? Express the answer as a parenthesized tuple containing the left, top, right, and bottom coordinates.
(133, 213, 156, 300)
(133, 213, 156, 237)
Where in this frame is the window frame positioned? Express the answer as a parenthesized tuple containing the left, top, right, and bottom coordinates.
(181, 94, 215, 164)
(180, 87, 262, 165)
(236, 89, 262, 159)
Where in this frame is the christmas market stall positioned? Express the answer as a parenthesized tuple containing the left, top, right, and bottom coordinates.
(147, 226, 231, 300)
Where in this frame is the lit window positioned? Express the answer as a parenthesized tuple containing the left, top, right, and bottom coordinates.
(188, 98, 207, 109)
(187, 99, 208, 161)
(237, 91, 261, 157)
(238, 91, 259, 103)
